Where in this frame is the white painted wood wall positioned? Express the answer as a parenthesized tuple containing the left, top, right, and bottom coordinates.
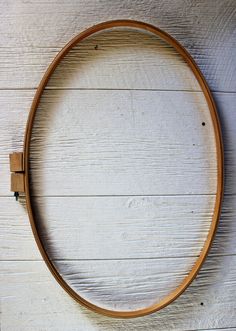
(1, 1, 236, 330)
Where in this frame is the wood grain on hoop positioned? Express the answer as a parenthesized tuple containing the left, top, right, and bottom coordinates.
(22, 20, 224, 318)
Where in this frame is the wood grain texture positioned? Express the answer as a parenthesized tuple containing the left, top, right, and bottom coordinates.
(0, 30, 202, 91)
(1, 255, 236, 330)
(9, 152, 24, 172)
(1, 91, 236, 196)
(56, 257, 197, 311)
(1, 192, 236, 260)
(31, 195, 216, 260)
(0, 0, 235, 91)
(29, 89, 217, 196)
(10, 172, 25, 192)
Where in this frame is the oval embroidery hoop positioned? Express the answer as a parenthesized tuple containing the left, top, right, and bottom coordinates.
(9, 19, 224, 318)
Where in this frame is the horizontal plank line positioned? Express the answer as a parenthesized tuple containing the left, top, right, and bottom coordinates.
(0, 193, 218, 198)
(0, 87, 235, 94)
(0, 87, 201, 92)
(187, 327, 236, 331)
(45, 87, 204, 92)
(211, 90, 236, 94)
(1, 254, 236, 263)
(30, 193, 218, 198)
(44, 88, 236, 94)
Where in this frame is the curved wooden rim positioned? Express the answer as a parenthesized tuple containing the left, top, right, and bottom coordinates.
(23, 19, 224, 318)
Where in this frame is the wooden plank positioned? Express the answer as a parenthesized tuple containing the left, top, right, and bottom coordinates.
(0, 0, 235, 91)
(214, 93, 236, 196)
(29, 89, 217, 196)
(1, 255, 236, 330)
(0, 192, 236, 261)
(1, 90, 235, 197)
(0, 197, 39, 261)
(28, 195, 216, 260)
(55, 257, 196, 311)
(0, 31, 201, 91)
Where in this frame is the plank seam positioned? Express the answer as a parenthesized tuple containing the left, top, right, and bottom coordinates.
(1, 253, 236, 263)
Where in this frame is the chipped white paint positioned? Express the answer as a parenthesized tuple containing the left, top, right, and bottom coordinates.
(0, 0, 236, 330)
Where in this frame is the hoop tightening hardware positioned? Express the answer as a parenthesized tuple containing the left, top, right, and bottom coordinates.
(9, 152, 25, 200)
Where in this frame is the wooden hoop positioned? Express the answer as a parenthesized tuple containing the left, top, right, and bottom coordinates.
(18, 20, 223, 318)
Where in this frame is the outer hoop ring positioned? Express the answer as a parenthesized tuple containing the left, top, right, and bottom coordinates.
(23, 20, 224, 318)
